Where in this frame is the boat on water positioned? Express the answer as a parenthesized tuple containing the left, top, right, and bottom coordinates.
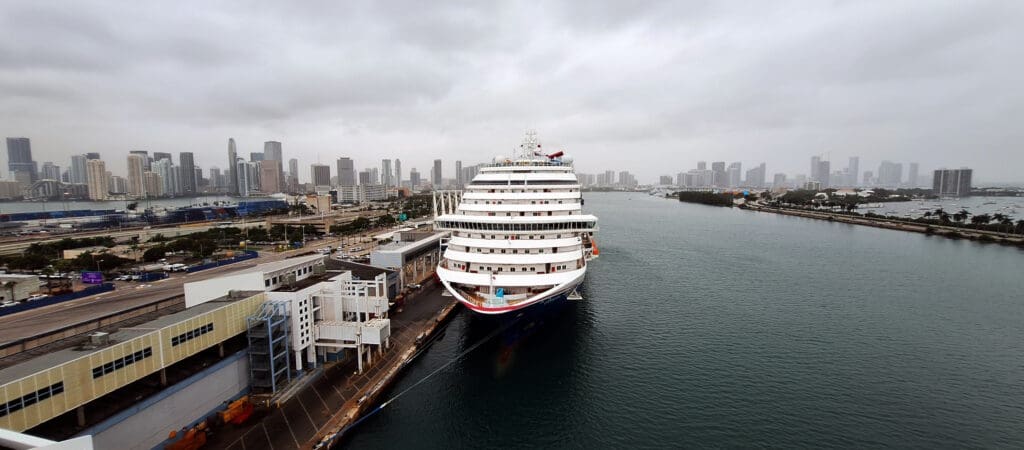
(433, 131, 599, 315)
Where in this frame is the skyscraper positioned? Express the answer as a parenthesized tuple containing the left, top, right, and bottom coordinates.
(409, 168, 420, 188)
(877, 161, 903, 187)
(337, 157, 355, 186)
(432, 159, 442, 187)
(908, 163, 919, 187)
(697, 161, 707, 171)
(286, 158, 299, 190)
(151, 159, 175, 196)
(6, 137, 37, 182)
(86, 159, 108, 200)
(70, 154, 88, 184)
(810, 156, 830, 187)
(129, 150, 151, 171)
(259, 162, 281, 193)
(381, 159, 393, 187)
(727, 162, 741, 187)
(41, 162, 61, 180)
(933, 168, 972, 197)
(311, 164, 331, 187)
(250, 152, 264, 162)
(126, 154, 146, 198)
(711, 161, 727, 187)
(153, 152, 172, 162)
(264, 141, 284, 188)
(85, 152, 100, 160)
(227, 138, 238, 195)
(180, 152, 196, 193)
(746, 163, 767, 188)
(456, 160, 463, 188)
(395, 159, 402, 187)
(848, 157, 860, 187)
(236, 159, 254, 197)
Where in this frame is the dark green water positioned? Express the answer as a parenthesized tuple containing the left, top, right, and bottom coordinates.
(345, 192, 1024, 448)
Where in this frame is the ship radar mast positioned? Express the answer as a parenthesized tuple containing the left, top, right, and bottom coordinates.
(517, 130, 542, 160)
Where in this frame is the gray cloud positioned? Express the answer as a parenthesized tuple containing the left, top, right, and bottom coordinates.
(0, 0, 1021, 182)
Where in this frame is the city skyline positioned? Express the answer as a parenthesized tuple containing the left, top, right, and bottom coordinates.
(1, 2, 1021, 183)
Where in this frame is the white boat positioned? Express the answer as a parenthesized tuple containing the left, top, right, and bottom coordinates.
(433, 131, 599, 315)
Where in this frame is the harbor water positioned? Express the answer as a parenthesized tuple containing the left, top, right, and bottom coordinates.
(345, 192, 1024, 448)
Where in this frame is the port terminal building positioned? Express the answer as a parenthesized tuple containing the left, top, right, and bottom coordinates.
(0, 254, 398, 449)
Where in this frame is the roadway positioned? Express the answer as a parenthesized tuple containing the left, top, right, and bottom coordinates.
(0, 233, 386, 347)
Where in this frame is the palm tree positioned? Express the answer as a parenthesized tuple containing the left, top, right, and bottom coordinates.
(1017, 219, 1024, 235)
(970, 214, 991, 226)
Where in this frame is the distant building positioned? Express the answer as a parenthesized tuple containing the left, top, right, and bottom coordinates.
(109, 175, 127, 194)
(70, 154, 88, 184)
(143, 171, 163, 197)
(772, 173, 787, 188)
(129, 150, 151, 171)
(810, 156, 830, 188)
(659, 175, 673, 185)
(6, 137, 37, 182)
(180, 152, 196, 194)
(310, 164, 331, 187)
(432, 159, 442, 187)
(409, 168, 421, 189)
(877, 161, 903, 187)
(126, 154, 147, 198)
(848, 157, 860, 187)
(336, 157, 355, 186)
(40, 162, 61, 180)
(260, 161, 281, 193)
(727, 162, 741, 187)
(338, 184, 387, 203)
(908, 162, 919, 187)
(395, 159, 402, 187)
(227, 138, 239, 195)
(745, 163, 766, 188)
(381, 159, 393, 187)
(711, 161, 726, 187)
(86, 159, 108, 200)
(933, 168, 972, 197)
(250, 152, 264, 162)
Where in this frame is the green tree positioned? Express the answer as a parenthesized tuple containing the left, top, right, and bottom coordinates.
(376, 214, 396, 227)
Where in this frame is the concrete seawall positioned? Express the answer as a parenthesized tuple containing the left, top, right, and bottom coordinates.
(747, 205, 1024, 246)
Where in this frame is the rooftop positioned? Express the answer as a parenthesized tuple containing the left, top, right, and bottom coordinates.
(325, 259, 396, 280)
(0, 290, 263, 385)
(373, 231, 447, 254)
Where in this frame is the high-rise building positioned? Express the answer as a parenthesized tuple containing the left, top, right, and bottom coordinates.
(336, 157, 355, 186)
(659, 175, 673, 185)
(395, 159, 402, 187)
(263, 141, 284, 189)
(143, 171, 163, 197)
(711, 161, 727, 187)
(286, 158, 299, 190)
(772, 173, 787, 188)
(848, 157, 860, 187)
(70, 154, 88, 184)
(6, 137, 37, 182)
(877, 161, 903, 187)
(180, 152, 196, 193)
(726, 162, 741, 187)
(109, 175, 127, 195)
(908, 163, 919, 187)
(41, 162, 61, 180)
(129, 150, 151, 171)
(310, 164, 331, 187)
(250, 152, 264, 162)
(151, 159, 175, 196)
(85, 152, 100, 160)
(235, 159, 254, 197)
(153, 152, 172, 162)
(85, 159, 108, 200)
(381, 159, 393, 187)
(455, 160, 463, 188)
(227, 139, 239, 195)
(697, 161, 707, 171)
(209, 168, 222, 189)
(259, 161, 281, 193)
(810, 156, 831, 188)
(863, 171, 874, 186)
(745, 163, 766, 188)
(432, 159, 442, 187)
(409, 168, 420, 188)
(933, 168, 972, 197)
(126, 154, 147, 198)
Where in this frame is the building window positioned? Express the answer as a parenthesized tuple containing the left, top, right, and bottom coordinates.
(0, 382, 64, 418)
(92, 347, 153, 379)
(171, 323, 215, 346)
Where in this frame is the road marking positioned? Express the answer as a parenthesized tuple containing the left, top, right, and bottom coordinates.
(262, 422, 276, 450)
(278, 408, 301, 448)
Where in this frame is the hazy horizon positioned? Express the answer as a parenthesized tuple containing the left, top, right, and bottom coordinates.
(2, 1, 1022, 184)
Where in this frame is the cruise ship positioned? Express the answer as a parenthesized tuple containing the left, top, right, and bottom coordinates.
(433, 132, 599, 315)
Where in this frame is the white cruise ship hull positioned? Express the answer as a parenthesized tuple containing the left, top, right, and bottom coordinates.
(437, 266, 585, 315)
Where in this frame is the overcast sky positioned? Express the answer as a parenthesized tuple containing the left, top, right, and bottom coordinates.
(1, 1, 1022, 183)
